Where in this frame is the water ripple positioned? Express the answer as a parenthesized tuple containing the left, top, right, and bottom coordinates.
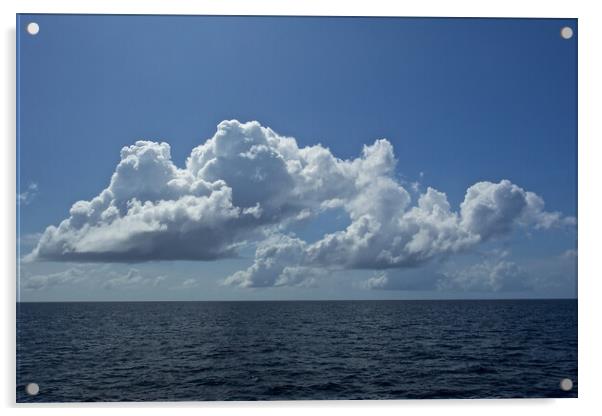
(17, 299, 577, 402)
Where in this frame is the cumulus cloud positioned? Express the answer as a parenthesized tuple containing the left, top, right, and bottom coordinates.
(460, 180, 574, 238)
(229, 181, 571, 287)
(27, 120, 574, 289)
(223, 234, 322, 288)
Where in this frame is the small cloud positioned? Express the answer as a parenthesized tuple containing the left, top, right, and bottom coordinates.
(439, 250, 530, 292)
(17, 182, 38, 206)
(176, 278, 201, 289)
(170, 277, 208, 290)
(102, 269, 165, 290)
(358, 272, 389, 290)
(21, 265, 170, 292)
(22, 267, 85, 290)
(357, 268, 443, 291)
(181, 278, 197, 287)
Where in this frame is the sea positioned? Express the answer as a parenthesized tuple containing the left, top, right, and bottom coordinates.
(16, 299, 577, 402)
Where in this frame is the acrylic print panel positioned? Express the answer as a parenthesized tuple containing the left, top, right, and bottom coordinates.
(16, 14, 577, 402)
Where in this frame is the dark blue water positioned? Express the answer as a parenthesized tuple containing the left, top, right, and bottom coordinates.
(16, 299, 577, 402)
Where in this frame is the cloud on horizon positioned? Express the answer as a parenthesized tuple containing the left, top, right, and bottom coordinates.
(102, 268, 166, 290)
(21, 267, 86, 290)
(26, 120, 575, 290)
(358, 248, 577, 294)
(437, 251, 531, 292)
(21, 265, 168, 291)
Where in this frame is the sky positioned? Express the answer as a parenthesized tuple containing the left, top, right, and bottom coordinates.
(17, 15, 577, 301)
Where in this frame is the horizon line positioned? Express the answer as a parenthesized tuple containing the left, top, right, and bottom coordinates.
(16, 297, 578, 304)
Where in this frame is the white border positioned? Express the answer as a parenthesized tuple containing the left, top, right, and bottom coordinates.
(2, 1, 601, 415)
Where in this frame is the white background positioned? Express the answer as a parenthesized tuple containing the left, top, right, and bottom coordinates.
(1, 1, 600, 415)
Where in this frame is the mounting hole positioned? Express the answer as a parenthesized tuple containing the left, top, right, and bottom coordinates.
(25, 382, 39, 396)
(26, 22, 40, 36)
(560, 378, 573, 391)
(560, 26, 573, 40)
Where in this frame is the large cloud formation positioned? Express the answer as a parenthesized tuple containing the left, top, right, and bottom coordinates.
(28, 120, 573, 287)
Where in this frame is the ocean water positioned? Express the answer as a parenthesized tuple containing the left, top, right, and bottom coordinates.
(16, 299, 577, 402)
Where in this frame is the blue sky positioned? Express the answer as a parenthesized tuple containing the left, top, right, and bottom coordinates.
(17, 15, 577, 301)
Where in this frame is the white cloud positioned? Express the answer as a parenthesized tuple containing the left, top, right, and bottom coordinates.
(223, 234, 323, 288)
(460, 180, 574, 239)
(102, 269, 165, 290)
(438, 257, 530, 292)
(358, 247, 577, 294)
(18, 182, 38, 206)
(359, 272, 389, 290)
(22, 267, 86, 290)
(169, 278, 201, 290)
(21, 265, 167, 292)
(26, 120, 574, 289)
(231, 179, 571, 288)
(180, 278, 199, 288)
